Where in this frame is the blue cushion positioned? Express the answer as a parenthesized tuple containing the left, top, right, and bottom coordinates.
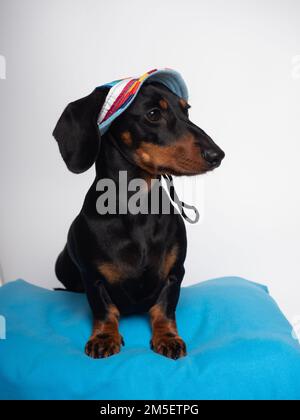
(0, 277, 300, 400)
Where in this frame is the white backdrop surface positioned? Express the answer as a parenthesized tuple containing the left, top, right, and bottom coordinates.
(0, 0, 299, 323)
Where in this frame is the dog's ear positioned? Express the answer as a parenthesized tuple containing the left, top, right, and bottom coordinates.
(53, 87, 109, 174)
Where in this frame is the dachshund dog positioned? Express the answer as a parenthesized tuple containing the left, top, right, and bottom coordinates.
(53, 80, 225, 360)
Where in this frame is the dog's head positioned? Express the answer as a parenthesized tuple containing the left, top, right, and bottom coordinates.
(53, 81, 225, 176)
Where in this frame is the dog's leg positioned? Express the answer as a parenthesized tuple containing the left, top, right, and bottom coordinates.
(83, 276, 124, 359)
(55, 245, 84, 292)
(149, 268, 187, 360)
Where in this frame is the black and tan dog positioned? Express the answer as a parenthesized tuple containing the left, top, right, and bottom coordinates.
(53, 80, 225, 360)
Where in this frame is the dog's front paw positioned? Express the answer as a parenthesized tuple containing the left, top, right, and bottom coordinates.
(150, 334, 187, 360)
(85, 333, 124, 359)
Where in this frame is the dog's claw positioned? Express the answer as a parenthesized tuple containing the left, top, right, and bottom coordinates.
(150, 335, 187, 360)
(85, 334, 123, 359)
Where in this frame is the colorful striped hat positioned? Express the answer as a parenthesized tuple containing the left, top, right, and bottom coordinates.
(97, 68, 189, 135)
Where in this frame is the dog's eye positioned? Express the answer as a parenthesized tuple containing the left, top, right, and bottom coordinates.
(146, 108, 162, 122)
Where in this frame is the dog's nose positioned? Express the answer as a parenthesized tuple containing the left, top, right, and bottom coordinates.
(202, 149, 225, 167)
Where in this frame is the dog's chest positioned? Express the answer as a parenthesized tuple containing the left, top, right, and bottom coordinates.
(117, 218, 172, 277)
(97, 215, 177, 292)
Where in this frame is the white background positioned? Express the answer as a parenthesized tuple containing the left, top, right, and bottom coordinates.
(0, 0, 299, 322)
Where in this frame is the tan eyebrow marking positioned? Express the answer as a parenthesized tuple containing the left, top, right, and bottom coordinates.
(159, 99, 168, 110)
(179, 98, 188, 109)
(120, 131, 133, 146)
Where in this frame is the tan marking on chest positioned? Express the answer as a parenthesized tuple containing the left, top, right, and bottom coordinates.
(97, 244, 178, 285)
(161, 245, 179, 280)
(98, 262, 123, 284)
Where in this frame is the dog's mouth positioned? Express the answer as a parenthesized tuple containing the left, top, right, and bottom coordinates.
(136, 155, 221, 177)
(134, 138, 225, 177)
(157, 157, 222, 177)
